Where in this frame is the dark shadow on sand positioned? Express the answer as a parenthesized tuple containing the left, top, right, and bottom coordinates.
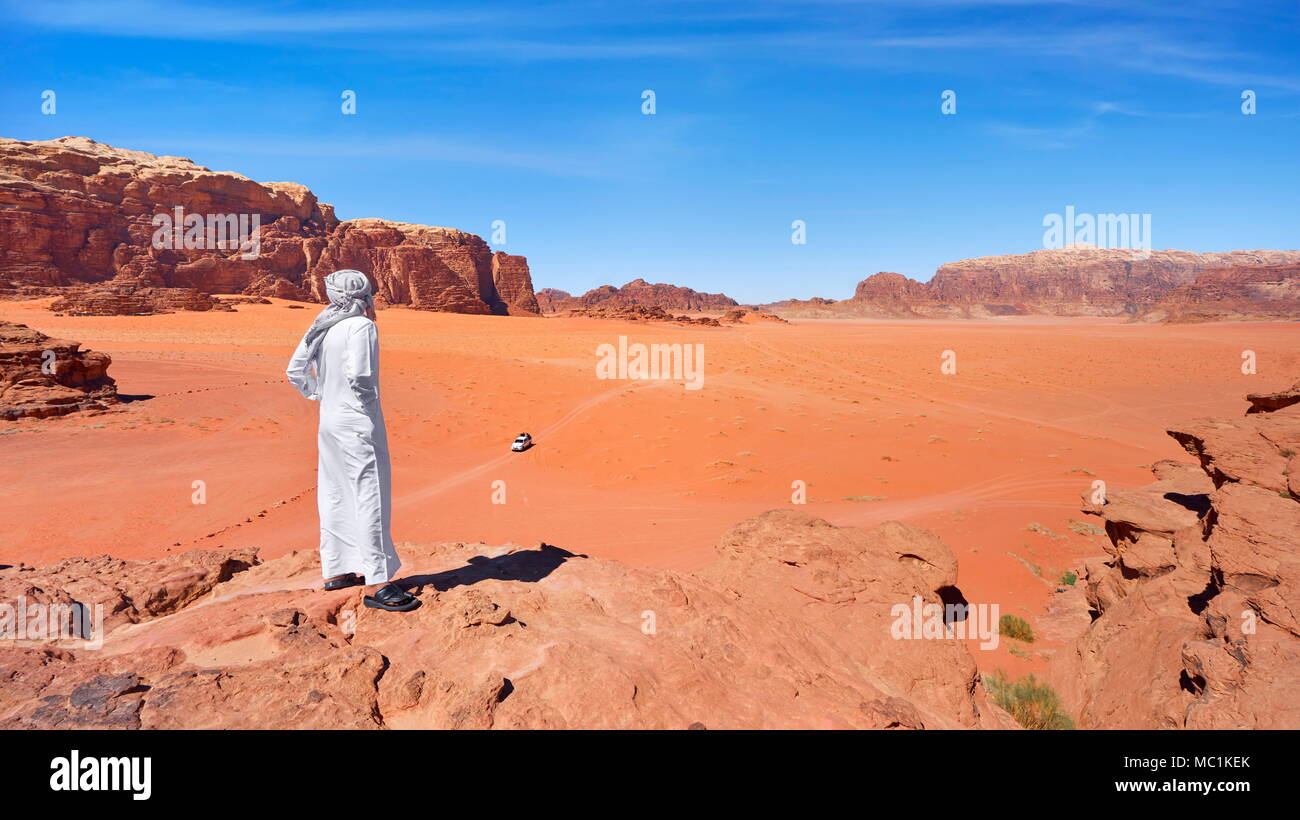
(116, 394, 155, 404)
(398, 543, 586, 593)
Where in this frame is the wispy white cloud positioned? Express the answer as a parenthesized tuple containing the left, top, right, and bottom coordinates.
(7, 0, 1298, 94)
(8, 1, 494, 37)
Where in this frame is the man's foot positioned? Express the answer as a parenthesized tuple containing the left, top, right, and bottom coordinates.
(363, 583, 420, 612)
(323, 573, 363, 591)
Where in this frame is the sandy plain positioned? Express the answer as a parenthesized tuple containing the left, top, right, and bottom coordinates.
(3, 297, 1297, 679)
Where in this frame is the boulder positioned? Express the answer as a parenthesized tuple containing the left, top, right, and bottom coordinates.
(1049, 380, 1300, 728)
(0, 321, 117, 420)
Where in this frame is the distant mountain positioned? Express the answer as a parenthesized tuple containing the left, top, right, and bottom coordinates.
(537, 278, 737, 313)
(763, 246, 1300, 320)
(1135, 262, 1300, 323)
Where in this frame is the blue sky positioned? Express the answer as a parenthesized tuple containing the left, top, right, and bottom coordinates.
(1, 0, 1297, 303)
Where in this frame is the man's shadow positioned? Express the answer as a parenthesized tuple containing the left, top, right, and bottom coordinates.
(399, 543, 586, 593)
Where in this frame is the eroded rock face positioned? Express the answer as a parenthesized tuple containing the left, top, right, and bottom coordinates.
(308, 219, 507, 315)
(542, 278, 737, 314)
(1049, 382, 1300, 728)
(720, 307, 788, 324)
(0, 511, 1014, 730)
(764, 248, 1300, 320)
(0, 137, 539, 316)
(535, 288, 571, 313)
(1136, 263, 1300, 324)
(0, 137, 333, 292)
(927, 247, 1300, 315)
(491, 252, 540, 316)
(0, 322, 117, 420)
(49, 283, 232, 315)
(852, 272, 934, 316)
(1247, 380, 1300, 415)
(565, 304, 722, 325)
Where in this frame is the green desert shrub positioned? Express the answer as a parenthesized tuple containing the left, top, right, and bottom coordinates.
(984, 672, 1074, 730)
(999, 614, 1035, 643)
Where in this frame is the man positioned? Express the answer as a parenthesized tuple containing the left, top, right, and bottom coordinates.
(286, 269, 419, 612)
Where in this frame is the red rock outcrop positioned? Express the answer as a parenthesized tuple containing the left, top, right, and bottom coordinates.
(1246, 381, 1300, 415)
(0, 137, 539, 316)
(761, 296, 837, 316)
(308, 219, 492, 315)
(542, 278, 737, 314)
(764, 248, 1300, 320)
(49, 283, 232, 315)
(1136, 263, 1300, 323)
(0, 511, 1015, 729)
(720, 307, 788, 324)
(0, 321, 117, 420)
(491, 252, 540, 316)
(929, 247, 1300, 316)
(1048, 381, 1300, 728)
(566, 304, 722, 326)
(0, 137, 333, 291)
(854, 271, 931, 305)
(535, 288, 571, 313)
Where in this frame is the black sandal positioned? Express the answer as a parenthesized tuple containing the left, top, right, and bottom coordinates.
(364, 584, 420, 612)
(323, 573, 363, 591)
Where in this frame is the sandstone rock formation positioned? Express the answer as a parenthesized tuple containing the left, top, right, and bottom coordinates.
(0, 137, 539, 316)
(927, 247, 1300, 315)
(491, 252, 541, 316)
(540, 278, 737, 314)
(1246, 380, 1300, 415)
(1049, 381, 1300, 728)
(566, 304, 722, 326)
(0, 322, 117, 420)
(763, 296, 838, 316)
(50, 282, 232, 315)
(720, 307, 788, 324)
(1136, 263, 1300, 323)
(0, 511, 1016, 729)
(535, 288, 571, 313)
(304, 219, 538, 315)
(764, 247, 1300, 320)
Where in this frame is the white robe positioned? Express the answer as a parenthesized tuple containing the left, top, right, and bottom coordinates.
(286, 315, 401, 584)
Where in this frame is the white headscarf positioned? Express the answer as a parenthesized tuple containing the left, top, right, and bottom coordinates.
(297, 269, 376, 371)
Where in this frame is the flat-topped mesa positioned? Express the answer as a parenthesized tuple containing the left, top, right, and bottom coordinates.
(1050, 380, 1300, 728)
(541, 278, 738, 314)
(50, 282, 233, 315)
(930, 247, 1300, 316)
(0, 321, 117, 420)
(0, 137, 540, 316)
(763, 247, 1300, 320)
(0, 136, 333, 292)
(565, 303, 722, 326)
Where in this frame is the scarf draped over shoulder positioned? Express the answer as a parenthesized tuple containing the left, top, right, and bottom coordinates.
(286, 269, 375, 401)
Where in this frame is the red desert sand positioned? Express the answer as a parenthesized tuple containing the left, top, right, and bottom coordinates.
(1, 297, 1297, 726)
